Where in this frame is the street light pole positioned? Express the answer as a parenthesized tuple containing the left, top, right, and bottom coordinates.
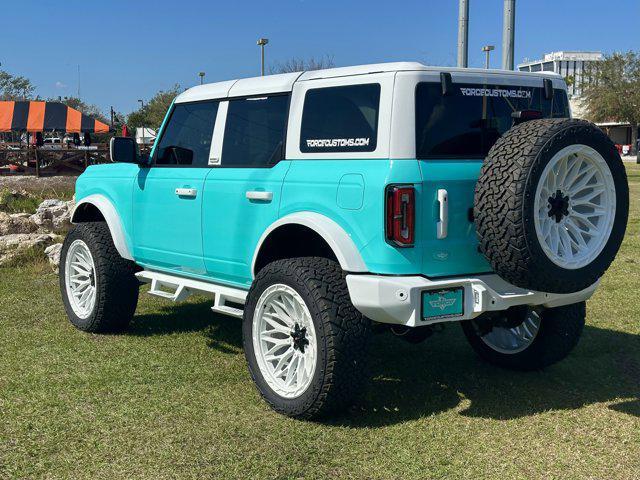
(482, 45, 495, 69)
(199, 72, 205, 85)
(257, 38, 269, 76)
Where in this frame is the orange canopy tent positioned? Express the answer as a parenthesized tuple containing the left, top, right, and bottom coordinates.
(0, 101, 109, 133)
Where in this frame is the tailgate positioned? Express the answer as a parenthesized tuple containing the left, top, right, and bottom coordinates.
(419, 159, 491, 277)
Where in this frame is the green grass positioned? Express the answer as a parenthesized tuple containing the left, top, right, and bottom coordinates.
(1, 166, 639, 479)
(0, 187, 74, 215)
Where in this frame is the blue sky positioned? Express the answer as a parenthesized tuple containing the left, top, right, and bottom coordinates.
(1, 0, 637, 115)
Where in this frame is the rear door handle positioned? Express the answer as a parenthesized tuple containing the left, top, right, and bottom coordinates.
(175, 188, 197, 198)
(246, 191, 273, 202)
(437, 188, 448, 239)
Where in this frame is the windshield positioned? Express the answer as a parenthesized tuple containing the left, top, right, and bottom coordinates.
(416, 82, 570, 158)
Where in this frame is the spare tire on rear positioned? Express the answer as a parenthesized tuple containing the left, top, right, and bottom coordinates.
(474, 118, 628, 294)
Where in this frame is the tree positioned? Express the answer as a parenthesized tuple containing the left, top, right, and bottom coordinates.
(582, 51, 640, 156)
(56, 96, 108, 123)
(0, 70, 35, 100)
(269, 55, 335, 74)
(127, 84, 181, 131)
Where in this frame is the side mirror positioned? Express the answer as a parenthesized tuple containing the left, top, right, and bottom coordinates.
(110, 137, 142, 164)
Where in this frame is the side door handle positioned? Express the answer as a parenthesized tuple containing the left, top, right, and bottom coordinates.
(175, 187, 197, 198)
(436, 188, 448, 239)
(246, 191, 273, 202)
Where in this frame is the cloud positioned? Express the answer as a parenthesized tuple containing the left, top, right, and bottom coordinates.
(55, 81, 67, 89)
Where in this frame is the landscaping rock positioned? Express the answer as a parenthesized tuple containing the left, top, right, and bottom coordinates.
(0, 211, 38, 235)
(0, 233, 57, 265)
(30, 199, 74, 230)
(45, 243, 63, 271)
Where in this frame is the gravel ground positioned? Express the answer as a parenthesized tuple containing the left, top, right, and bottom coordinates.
(0, 175, 76, 195)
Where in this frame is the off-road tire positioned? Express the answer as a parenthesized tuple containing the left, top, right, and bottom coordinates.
(461, 302, 586, 371)
(474, 118, 628, 293)
(60, 222, 139, 332)
(243, 257, 371, 419)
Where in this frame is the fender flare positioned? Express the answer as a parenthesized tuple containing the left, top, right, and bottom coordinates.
(71, 194, 133, 260)
(251, 212, 367, 277)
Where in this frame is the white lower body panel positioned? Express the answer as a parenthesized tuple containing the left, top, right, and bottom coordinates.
(346, 273, 598, 327)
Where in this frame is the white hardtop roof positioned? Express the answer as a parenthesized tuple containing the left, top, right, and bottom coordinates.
(175, 62, 562, 103)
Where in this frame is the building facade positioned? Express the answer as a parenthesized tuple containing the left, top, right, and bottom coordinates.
(519, 51, 636, 156)
(518, 51, 603, 97)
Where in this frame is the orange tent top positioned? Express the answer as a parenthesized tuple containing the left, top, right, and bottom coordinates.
(0, 101, 109, 133)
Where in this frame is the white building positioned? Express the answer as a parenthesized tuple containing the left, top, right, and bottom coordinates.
(519, 51, 636, 155)
(518, 51, 603, 97)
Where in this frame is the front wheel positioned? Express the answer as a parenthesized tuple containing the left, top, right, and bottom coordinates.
(243, 257, 371, 419)
(461, 302, 585, 371)
(59, 222, 139, 333)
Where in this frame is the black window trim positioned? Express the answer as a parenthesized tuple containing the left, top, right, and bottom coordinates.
(414, 80, 569, 160)
(212, 91, 292, 169)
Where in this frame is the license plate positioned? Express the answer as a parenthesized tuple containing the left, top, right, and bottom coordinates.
(422, 287, 464, 320)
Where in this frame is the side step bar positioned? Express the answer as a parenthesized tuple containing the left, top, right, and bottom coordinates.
(135, 270, 248, 318)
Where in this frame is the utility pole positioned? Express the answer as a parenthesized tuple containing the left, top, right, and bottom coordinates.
(482, 45, 495, 69)
(502, 0, 515, 70)
(457, 0, 469, 68)
(77, 65, 81, 98)
(257, 38, 269, 76)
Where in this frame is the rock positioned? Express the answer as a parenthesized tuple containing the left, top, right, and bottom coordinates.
(45, 243, 63, 271)
(29, 199, 74, 231)
(0, 211, 38, 235)
(0, 233, 57, 265)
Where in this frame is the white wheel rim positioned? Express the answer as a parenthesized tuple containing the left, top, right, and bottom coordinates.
(252, 284, 317, 399)
(534, 144, 616, 270)
(64, 240, 97, 319)
(480, 309, 541, 354)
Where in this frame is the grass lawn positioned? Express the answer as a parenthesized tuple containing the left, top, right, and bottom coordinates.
(1, 166, 639, 479)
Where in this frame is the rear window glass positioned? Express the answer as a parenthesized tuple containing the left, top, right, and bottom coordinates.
(222, 95, 289, 167)
(415, 83, 570, 158)
(300, 84, 380, 153)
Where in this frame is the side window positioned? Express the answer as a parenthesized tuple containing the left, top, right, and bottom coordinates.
(155, 101, 219, 167)
(300, 83, 380, 153)
(221, 95, 289, 167)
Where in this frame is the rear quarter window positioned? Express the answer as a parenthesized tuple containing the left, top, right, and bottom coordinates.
(300, 83, 380, 153)
(415, 82, 570, 159)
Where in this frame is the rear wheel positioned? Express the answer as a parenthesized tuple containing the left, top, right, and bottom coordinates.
(461, 302, 585, 371)
(243, 257, 371, 419)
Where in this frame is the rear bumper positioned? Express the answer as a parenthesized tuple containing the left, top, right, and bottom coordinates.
(345, 273, 598, 327)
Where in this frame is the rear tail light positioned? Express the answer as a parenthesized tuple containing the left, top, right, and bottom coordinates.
(385, 185, 415, 247)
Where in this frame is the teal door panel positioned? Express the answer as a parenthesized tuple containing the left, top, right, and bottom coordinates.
(418, 160, 491, 277)
(202, 161, 291, 287)
(132, 167, 209, 274)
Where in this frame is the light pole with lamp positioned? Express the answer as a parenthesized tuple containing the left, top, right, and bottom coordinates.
(199, 72, 205, 85)
(257, 38, 269, 76)
(482, 45, 495, 69)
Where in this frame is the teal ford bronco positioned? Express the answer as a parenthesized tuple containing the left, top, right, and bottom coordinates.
(61, 62, 629, 418)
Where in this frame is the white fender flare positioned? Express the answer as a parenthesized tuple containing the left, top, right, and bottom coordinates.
(251, 212, 367, 277)
(71, 194, 133, 260)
